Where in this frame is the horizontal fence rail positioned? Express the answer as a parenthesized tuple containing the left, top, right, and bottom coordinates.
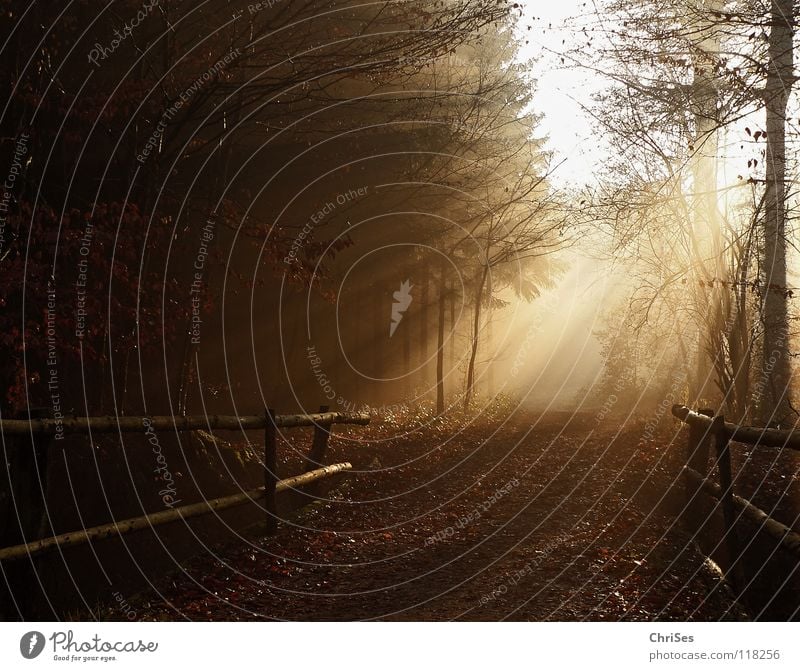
(683, 466, 800, 557)
(0, 463, 352, 562)
(0, 406, 369, 564)
(671, 404, 800, 593)
(0, 411, 371, 436)
(672, 405, 800, 451)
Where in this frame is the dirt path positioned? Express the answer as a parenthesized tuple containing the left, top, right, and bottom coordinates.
(125, 412, 746, 621)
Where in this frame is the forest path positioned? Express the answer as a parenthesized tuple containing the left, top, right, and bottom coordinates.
(128, 411, 744, 621)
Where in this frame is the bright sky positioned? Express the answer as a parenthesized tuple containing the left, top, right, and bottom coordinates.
(517, 1, 605, 187)
(516, 0, 799, 196)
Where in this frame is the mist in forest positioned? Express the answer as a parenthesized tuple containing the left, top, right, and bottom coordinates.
(4, 0, 800, 629)
(0, 0, 797, 431)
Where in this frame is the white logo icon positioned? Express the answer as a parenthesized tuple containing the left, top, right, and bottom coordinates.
(390, 280, 413, 337)
(20, 631, 45, 659)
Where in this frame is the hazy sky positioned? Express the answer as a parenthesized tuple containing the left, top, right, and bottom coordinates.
(518, 1, 605, 187)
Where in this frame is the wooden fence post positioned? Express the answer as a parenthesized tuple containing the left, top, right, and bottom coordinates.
(687, 408, 714, 473)
(264, 407, 278, 535)
(304, 405, 330, 473)
(683, 408, 714, 529)
(0, 407, 52, 619)
(712, 414, 746, 593)
(0, 408, 52, 549)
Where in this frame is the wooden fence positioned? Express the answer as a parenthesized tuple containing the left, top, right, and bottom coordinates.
(671, 404, 800, 590)
(0, 406, 370, 563)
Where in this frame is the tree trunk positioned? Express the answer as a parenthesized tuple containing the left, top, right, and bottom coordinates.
(403, 287, 411, 396)
(373, 284, 381, 390)
(464, 264, 489, 412)
(448, 277, 457, 370)
(729, 232, 754, 421)
(419, 258, 429, 395)
(760, 0, 794, 422)
(688, 0, 724, 408)
(485, 269, 494, 396)
(353, 287, 362, 402)
(436, 262, 447, 415)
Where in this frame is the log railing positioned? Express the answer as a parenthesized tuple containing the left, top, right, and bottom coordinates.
(0, 407, 370, 563)
(0, 409, 370, 436)
(671, 404, 800, 591)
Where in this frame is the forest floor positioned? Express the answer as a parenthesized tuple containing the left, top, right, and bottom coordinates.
(120, 409, 755, 621)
